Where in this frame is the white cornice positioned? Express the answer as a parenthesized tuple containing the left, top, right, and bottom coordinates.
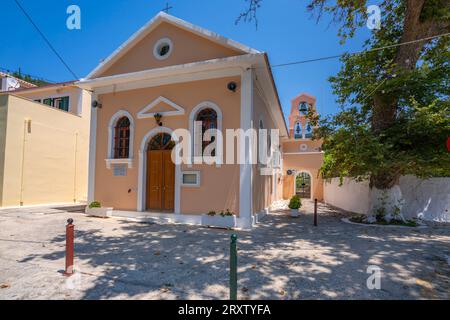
(78, 53, 289, 138)
(76, 54, 258, 94)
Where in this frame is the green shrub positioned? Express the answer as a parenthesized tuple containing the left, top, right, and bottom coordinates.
(207, 211, 216, 216)
(288, 196, 302, 210)
(350, 215, 418, 227)
(219, 209, 235, 217)
(224, 209, 234, 217)
(89, 201, 101, 209)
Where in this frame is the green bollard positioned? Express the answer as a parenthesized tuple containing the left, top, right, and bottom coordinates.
(230, 234, 238, 300)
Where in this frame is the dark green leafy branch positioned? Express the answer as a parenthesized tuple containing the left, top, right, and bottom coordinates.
(240, 0, 450, 187)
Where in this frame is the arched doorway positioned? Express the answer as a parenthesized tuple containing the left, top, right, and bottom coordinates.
(296, 172, 312, 199)
(146, 133, 176, 211)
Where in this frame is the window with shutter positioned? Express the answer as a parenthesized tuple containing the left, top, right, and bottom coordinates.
(41, 96, 70, 112)
(59, 96, 70, 112)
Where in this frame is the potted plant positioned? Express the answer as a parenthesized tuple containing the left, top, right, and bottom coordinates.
(85, 201, 113, 218)
(288, 196, 301, 218)
(201, 209, 236, 229)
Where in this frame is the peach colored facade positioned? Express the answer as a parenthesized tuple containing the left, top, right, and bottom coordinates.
(282, 93, 324, 201)
(93, 76, 242, 215)
(98, 22, 242, 78)
(252, 85, 284, 214)
(76, 12, 323, 229)
(76, 13, 290, 229)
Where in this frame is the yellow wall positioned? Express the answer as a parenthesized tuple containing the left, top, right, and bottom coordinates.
(0, 93, 91, 207)
(0, 97, 7, 206)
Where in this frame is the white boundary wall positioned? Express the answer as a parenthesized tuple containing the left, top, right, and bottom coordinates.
(324, 176, 450, 222)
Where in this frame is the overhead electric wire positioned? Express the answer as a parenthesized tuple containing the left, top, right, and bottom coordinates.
(9, 2, 449, 87)
(270, 32, 450, 68)
(13, 0, 79, 79)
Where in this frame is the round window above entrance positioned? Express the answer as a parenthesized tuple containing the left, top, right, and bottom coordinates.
(153, 38, 173, 60)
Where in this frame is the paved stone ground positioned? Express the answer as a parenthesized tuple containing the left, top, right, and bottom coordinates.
(0, 201, 449, 300)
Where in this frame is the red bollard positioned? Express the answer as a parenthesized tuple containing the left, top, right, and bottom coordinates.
(314, 199, 318, 227)
(64, 218, 75, 276)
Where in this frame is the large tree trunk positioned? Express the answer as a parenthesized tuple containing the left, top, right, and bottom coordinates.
(368, 0, 448, 217)
(368, 173, 406, 221)
(367, 185, 406, 222)
(372, 0, 440, 136)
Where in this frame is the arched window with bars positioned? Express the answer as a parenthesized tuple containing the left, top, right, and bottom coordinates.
(196, 108, 218, 156)
(189, 101, 223, 164)
(114, 116, 131, 159)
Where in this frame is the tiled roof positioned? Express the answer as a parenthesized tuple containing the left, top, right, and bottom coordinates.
(0, 72, 37, 89)
(10, 80, 77, 93)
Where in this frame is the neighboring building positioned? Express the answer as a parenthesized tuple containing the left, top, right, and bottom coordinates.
(0, 72, 36, 92)
(0, 82, 91, 207)
(282, 93, 324, 201)
(77, 12, 288, 229)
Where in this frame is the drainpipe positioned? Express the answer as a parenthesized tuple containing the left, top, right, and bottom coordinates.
(19, 119, 31, 206)
(73, 132, 78, 203)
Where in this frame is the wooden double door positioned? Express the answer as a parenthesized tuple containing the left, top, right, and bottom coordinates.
(146, 150, 175, 211)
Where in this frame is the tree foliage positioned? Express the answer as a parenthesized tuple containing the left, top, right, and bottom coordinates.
(310, 0, 450, 185)
(239, 0, 450, 187)
(236, 0, 263, 29)
(316, 98, 450, 182)
(11, 70, 49, 87)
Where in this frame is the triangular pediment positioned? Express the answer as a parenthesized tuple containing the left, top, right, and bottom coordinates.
(137, 96, 185, 119)
(87, 12, 259, 79)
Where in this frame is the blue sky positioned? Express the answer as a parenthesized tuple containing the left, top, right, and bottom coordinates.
(1, 0, 371, 118)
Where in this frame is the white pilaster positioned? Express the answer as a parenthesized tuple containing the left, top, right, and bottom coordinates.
(238, 68, 254, 230)
(87, 93, 97, 203)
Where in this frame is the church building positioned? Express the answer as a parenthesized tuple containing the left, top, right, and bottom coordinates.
(75, 12, 324, 229)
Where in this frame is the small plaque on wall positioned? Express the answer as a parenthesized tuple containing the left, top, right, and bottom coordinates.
(113, 164, 127, 177)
